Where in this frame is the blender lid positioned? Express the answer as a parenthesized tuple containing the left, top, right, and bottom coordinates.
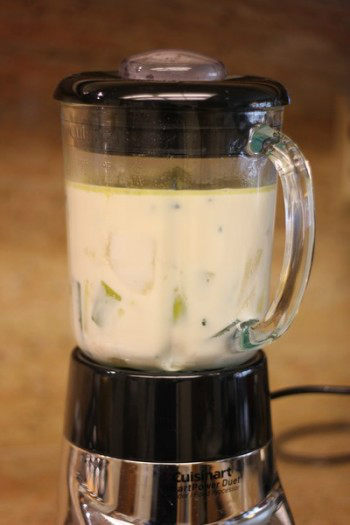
(54, 49, 289, 110)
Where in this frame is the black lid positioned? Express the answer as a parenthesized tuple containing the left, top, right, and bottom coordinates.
(64, 348, 272, 462)
(55, 49, 288, 111)
(54, 72, 289, 111)
(55, 50, 289, 157)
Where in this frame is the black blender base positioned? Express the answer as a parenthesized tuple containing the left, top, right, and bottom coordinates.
(58, 348, 294, 524)
(64, 348, 272, 462)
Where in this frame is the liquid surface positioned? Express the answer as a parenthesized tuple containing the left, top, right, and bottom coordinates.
(66, 181, 276, 370)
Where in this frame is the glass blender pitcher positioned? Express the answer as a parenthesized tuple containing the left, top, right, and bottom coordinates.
(58, 49, 314, 372)
(55, 50, 314, 525)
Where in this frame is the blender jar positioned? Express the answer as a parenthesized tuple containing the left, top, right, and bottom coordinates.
(55, 50, 314, 371)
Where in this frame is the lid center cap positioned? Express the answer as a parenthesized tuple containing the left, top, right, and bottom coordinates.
(119, 49, 227, 82)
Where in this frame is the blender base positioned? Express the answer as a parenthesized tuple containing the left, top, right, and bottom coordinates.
(58, 349, 294, 525)
(58, 441, 293, 525)
(59, 441, 293, 525)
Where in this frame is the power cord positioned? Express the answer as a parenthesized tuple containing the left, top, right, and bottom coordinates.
(271, 384, 350, 399)
(271, 384, 350, 464)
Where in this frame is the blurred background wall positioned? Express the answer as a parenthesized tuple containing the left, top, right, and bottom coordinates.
(0, 1, 349, 524)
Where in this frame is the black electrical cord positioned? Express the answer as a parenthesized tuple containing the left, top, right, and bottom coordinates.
(274, 421, 350, 464)
(271, 384, 350, 465)
(271, 384, 350, 399)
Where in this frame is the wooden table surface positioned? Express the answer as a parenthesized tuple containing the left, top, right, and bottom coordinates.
(1, 124, 349, 525)
(1, 1, 350, 523)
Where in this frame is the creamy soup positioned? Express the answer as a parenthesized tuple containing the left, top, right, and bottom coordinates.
(66, 181, 276, 371)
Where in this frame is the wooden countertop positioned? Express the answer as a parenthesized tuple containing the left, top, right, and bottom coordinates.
(1, 1, 350, 519)
(0, 127, 349, 524)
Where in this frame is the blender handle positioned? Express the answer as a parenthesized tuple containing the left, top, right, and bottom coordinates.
(234, 125, 315, 350)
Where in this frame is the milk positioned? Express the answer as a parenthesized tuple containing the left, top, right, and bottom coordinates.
(66, 181, 276, 371)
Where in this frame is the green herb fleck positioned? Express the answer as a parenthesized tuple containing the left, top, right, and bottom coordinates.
(173, 294, 186, 322)
(101, 280, 122, 301)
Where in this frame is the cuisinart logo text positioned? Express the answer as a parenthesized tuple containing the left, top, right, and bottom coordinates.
(176, 467, 237, 483)
(175, 467, 241, 499)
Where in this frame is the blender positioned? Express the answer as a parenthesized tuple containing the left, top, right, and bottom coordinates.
(55, 49, 315, 524)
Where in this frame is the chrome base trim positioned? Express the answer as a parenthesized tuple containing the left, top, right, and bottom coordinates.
(58, 440, 293, 524)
